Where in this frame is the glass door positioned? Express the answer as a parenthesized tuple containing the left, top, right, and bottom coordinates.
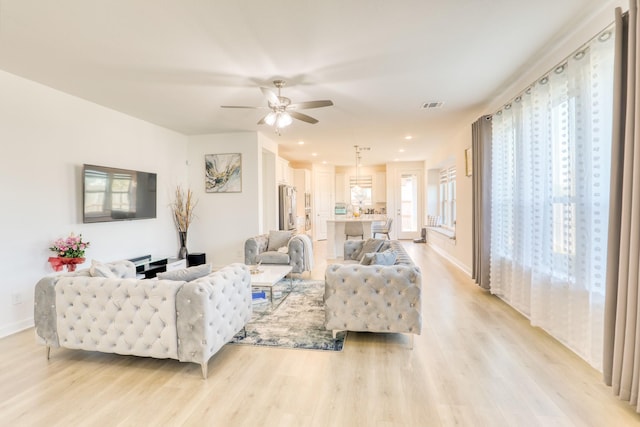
(396, 171, 421, 239)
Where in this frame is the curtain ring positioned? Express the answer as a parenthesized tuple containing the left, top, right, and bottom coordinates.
(496, 110, 503, 116)
(555, 64, 566, 74)
(540, 76, 549, 85)
(515, 96, 522, 103)
(505, 104, 512, 110)
(574, 50, 586, 60)
(598, 31, 612, 42)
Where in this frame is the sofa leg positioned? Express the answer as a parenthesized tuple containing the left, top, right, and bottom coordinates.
(46, 346, 51, 360)
(242, 326, 247, 338)
(406, 334, 414, 350)
(201, 362, 208, 380)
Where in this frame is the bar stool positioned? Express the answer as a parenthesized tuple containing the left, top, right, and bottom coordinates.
(345, 221, 364, 240)
(372, 217, 393, 239)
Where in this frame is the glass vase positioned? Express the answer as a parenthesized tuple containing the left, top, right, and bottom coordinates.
(178, 231, 188, 259)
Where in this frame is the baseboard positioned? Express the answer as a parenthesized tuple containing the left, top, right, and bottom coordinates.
(427, 242, 472, 277)
(0, 318, 33, 339)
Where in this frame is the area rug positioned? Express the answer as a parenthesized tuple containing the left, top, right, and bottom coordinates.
(231, 279, 346, 351)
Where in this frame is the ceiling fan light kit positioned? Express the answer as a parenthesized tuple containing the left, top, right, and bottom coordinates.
(222, 80, 333, 134)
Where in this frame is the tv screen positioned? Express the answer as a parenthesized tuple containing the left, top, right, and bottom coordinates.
(83, 164, 157, 223)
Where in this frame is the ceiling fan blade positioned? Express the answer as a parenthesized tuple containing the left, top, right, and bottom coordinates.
(290, 111, 319, 124)
(260, 87, 281, 106)
(257, 115, 267, 125)
(289, 100, 334, 110)
(220, 105, 261, 109)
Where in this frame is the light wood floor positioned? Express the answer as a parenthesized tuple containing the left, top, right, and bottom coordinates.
(1, 241, 638, 426)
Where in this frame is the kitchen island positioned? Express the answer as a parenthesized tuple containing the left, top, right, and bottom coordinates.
(326, 215, 387, 258)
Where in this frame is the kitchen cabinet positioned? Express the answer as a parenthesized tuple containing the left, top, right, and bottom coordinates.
(335, 173, 346, 203)
(277, 157, 291, 184)
(373, 171, 386, 204)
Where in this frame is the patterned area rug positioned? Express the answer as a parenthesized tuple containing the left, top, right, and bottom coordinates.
(231, 279, 346, 351)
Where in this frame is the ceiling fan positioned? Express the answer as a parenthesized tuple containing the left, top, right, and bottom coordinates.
(221, 80, 333, 132)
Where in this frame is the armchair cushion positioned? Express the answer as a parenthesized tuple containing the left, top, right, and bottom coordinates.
(267, 230, 293, 251)
(256, 251, 290, 264)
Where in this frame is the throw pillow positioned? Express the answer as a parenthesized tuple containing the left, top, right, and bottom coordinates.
(157, 263, 212, 282)
(426, 215, 442, 227)
(267, 230, 293, 252)
(372, 249, 397, 266)
(359, 252, 376, 265)
(89, 260, 117, 278)
(379, 240, 392, 252)
(354, 238, 385, 261)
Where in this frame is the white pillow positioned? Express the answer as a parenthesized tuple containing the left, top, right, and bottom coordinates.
(89, 260, 117, 278)
(157, 264, 212, 282)
(267, 230, 293, 252)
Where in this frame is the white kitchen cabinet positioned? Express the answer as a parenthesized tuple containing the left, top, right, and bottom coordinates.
(335, 173, 346, 203)
(276, 157, 291, 184)
(293, 168, 311, 193)
(373, 171, 386, 203)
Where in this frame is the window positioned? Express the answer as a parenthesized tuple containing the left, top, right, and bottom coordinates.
(489, 25, 615, 369)
(350, 175, 372, 206)
(439, 167, 456, 228)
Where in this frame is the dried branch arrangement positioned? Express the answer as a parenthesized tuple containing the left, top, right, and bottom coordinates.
(172, 186, 197, 232)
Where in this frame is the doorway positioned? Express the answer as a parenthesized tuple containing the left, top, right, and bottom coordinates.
(394, 169, 422, 240)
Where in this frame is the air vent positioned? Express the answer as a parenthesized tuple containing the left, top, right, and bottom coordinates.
(421, 101, 444, 109)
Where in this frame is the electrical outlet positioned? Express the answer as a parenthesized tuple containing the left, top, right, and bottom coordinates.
(11, 292, 22, 305)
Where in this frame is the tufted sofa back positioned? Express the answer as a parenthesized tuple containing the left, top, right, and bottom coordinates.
(55, 276, 184, 359)
(34, 261, 252, 377)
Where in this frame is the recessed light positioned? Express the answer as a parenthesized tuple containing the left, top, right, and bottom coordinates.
(405, 135, 413, 140)
(312, 152, 318, 157)
(322, 160, 327, 164)
(399, 149, 405, 153)
(298, 140, 305, 145)
(394, 158, 400, 162)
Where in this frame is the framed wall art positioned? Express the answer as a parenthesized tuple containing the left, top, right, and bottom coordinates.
(464, 147, 473, 177)
(205, 153, 242, 193)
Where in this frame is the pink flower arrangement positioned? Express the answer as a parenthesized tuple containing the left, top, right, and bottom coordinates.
(49, 233, 90, 258)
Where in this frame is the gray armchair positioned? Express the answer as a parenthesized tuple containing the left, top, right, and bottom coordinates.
(244, 230, 313, 274)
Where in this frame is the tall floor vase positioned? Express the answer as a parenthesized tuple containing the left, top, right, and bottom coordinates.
(178, 231, 188, 259)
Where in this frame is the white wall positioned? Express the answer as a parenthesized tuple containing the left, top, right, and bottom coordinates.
(424, 127, 474, 275)
(0, 70, 188, 337)
(187, 132, 275, 268)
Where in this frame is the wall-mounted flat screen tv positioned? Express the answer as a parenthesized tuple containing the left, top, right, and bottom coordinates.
(83, 164, 157, 223)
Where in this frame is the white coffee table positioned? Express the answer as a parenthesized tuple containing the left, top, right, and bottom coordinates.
(249, 265, 293, 304)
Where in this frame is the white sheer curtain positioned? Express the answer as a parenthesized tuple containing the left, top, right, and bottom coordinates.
(490, 26, 615, 369)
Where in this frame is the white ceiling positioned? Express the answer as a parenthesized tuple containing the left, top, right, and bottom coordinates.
(0, 0, 610, 166)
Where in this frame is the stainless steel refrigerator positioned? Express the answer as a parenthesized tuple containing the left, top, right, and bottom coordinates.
(279, 184, 297, 230)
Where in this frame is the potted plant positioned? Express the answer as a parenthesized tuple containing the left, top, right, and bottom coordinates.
(48, 233, 90, 272)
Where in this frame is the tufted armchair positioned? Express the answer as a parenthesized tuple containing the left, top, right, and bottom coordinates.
(324, 240, 422, 338)
(244, 230, 313, 274)
(34, 261, 252, 378)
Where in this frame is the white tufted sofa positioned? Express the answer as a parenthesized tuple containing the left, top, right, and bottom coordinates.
(324, 240, 422, 338)
(34, 260, 252, 378)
